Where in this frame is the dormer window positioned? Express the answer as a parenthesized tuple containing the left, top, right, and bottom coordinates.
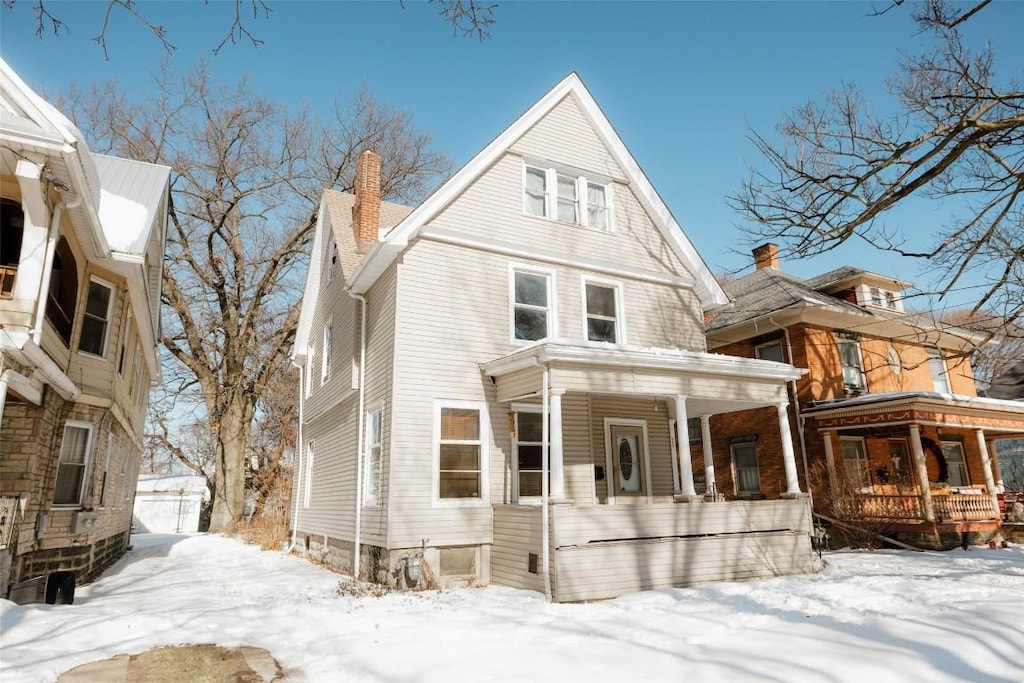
(870, 287, 882, 306)
(523, 162, 613, 230)
(885, 291, 897, 309)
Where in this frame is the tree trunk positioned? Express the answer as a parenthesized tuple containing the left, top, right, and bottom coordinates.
(208, 399, 252, 533)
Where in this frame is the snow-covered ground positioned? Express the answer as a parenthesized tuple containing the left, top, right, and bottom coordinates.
(2, 534, 1022, 682)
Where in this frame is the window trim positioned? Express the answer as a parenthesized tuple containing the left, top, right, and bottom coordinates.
(941, 441, 970, 487)
(731, 441, 762, 495)
(321, 319, 333, 386)
(363, 405, 384, 508)
(836, 331, 866, 392)
(509, 263, 557, 345)
(840, 436, 871, 490)
(512, 404, 545, 503)
(521, 160, 615, 231)
(580, 275, 625, 345)
(432, 400, 489, 506)
(77, 276, 116, 359)
(928, 347, 951, 394)
(755, 340, 785, 363)
(53, 421, 94, 507)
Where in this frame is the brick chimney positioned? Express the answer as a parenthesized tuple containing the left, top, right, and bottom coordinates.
(752, 243, 780, 271)
(353, 150, 381, 254)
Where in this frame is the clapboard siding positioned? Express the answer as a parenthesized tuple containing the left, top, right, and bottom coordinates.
(297, 397, 359, 539)
(561, 392, 596, 505)
(490, 505, 544, 592)
(552, 498, 812, 547)
(553, 531, 815, 602)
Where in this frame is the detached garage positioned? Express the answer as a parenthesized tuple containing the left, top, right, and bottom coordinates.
(133, 475, 207, 533)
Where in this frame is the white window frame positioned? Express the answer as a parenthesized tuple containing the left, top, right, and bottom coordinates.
(840, 437, 872, 490)
(363, 405, 384, 507)
(731, 441, 762, 495)
(321, 319, 333, 385)
(325, 235, 338, 282)
(77, 276, 115, 359)
(304, 349, 314, 399)
(581, 276, 624, 345)
(928, 347, 951, 394)
(836, 331, 866, 392)
(432, 400, 489, 506)
(521, 160, 614, 231)
(511, 403, 545, 503)
(303, 441, 314, 508)
(941, 441, 970, 488)
(885, 291, 897, 309)
(53, 421, 94, 507)
(509, 263, 557, 345)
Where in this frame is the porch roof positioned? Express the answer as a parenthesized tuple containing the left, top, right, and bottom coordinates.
(805, 391, 1024, 435)
(481, 341, 805, 413)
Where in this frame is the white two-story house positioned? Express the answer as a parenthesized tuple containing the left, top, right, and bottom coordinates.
(0, 59, 169, 601)
(292, 74, 816, 602)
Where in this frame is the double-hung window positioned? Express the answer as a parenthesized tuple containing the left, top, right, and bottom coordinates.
(836, 331, 865, 392)
(583, 278, 622, 344)
(363, 408, 383, 506)
(511, 267, 553, 342)
(731, 442, 761, 495)
(54, 422, 93, 506)
(78, 278, 114, 357)
(928, 347, 951, 393)
(941, 441, 969, 487)
(523, 162, 613, 230)
(515, 409, 544, 499)
(436, 403, 487, 500)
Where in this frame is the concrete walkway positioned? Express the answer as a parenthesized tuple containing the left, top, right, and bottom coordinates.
(58, 645, 299, 682)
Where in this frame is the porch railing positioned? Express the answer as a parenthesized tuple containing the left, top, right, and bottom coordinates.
(850, 492, 998, 522)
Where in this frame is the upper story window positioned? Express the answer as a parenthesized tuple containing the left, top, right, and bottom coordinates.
(511, 266, 554, 343)
(836, 331, 865, 392)
(928, 347, 951, 393)
(321, 320, 333, 385)
(523, 162, 613, 230)
(870, 287, 883, 306)
(325, 236, 338, 281)
(53, 422, 93, 506)
(78, 277, 115, 358)
(755, 340, 784, 363)
(1, 199, 23, 299)
(583, 278, 623, 344)
(885, 291, 897, 309)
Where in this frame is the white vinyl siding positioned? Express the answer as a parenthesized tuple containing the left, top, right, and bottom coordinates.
(78, 277, 114, 357)
(321, 320, 333, 385)
(53, 422, 94, 506)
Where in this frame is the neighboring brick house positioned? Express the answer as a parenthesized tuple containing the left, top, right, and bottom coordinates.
(0, 59, 170, 600)
(705, 244, 1024, 547)
(292, 74, 818, 602)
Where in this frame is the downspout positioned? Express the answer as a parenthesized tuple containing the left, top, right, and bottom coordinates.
(541, 365, 551, 601)
(32, 194, 81, 346)
(286, 362, 304, 553)
(349, 291, 368, 580)
(768, 316, 810, 496)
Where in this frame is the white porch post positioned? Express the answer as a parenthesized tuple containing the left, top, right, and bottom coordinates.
(822, 431, 837, 495)
(700, 415, 716, 497)
(909, 425, 936, 522)
(976, 429, 1000, 517)
(674, 396, 697, 498)
(550, 389, 565, 500)
(777, 403, 801, 495)
(988, 438, 1005, 493)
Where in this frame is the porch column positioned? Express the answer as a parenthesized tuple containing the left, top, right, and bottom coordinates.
(550, 389, 565, 500)
(909, 425, 936, 522)
(674, 396, 697, 498)
(777, 403, 801, 495)
(975, 429, 1000, 517)
(988, 439, 1005, 492)
(822, 431, 837, 495)
(13, 159, 49, 303)
(700, 414, 717, 497)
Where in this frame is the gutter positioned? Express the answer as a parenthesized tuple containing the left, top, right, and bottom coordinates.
(349, 290, 368, 580)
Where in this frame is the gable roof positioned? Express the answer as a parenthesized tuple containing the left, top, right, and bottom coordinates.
(345, 72, 728, 308)
(94, 154, 171, 257)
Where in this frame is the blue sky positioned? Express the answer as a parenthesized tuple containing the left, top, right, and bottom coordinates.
(3, 1, 1021, 309)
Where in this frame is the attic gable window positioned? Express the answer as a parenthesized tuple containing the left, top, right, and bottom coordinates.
(523, 162, 613, 230)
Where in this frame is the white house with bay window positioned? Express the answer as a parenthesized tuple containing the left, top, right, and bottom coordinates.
(0, 59, 169, 600)
(291, 73, 817, 602)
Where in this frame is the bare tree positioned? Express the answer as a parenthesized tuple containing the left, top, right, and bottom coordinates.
(2, 0, 497, 58)
(732, 0, 1022, 333)
(62, 63, 451, 532)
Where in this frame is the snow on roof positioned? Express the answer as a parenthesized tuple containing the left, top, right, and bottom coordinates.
(94, 154, 171, 255)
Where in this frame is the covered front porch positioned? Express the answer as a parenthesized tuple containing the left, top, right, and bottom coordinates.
(482, 342, 817, 602)
(806, 392, 1024, 539)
